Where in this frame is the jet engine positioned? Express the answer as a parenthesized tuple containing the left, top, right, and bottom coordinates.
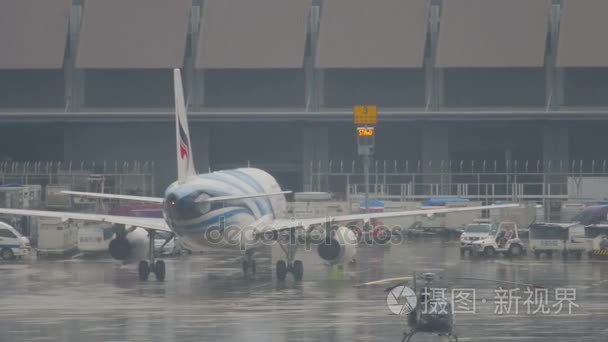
(108, 228, 149, 263)
(317, 226, 357, 265)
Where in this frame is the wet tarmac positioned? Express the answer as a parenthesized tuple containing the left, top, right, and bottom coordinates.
(0, 240, 607, 342)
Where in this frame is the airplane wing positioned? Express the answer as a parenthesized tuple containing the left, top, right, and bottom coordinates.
(61, 191, 164, 203)
(62, 190, 292, 204)
(0, 208, 171, 232)
(257, 203, 519, 234)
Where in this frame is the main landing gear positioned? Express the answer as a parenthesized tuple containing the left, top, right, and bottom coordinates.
(138, 229, 167, 281)
(276, 227, 304, 281)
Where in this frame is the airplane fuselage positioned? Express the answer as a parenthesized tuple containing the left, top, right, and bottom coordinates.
(162, 168, 286, 251)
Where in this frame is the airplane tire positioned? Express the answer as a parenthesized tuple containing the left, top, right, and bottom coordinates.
(155, 260, 166, 281)
(138, 261, 150, 281)
(293, 260, 304, 281)
(276, 260, 287, 281)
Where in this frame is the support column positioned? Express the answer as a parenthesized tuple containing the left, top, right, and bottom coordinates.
(427, 3, 441, 110)
(67, 3, 84, 111)
(547, 2, 563, 109)
(301, 126, 329, 192)
(305, 4, 321, 111)
(421, 124, 449, 195)
(542, 124, 569, 221)
(309, 3, 323, 110)
(189, 5, 203, 110)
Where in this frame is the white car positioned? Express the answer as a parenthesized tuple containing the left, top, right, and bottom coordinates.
(460, 223, 494, 256)
(0, 221, 30, 260)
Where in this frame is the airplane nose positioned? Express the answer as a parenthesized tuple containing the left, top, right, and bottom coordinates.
(166, 193, 178, 207)
(164, 193, 179, 217)
(164, 192, 201, 220)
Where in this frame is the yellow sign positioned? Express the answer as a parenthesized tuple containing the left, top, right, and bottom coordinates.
(353, 105, 377, 125)
(357, 126, 375, 137)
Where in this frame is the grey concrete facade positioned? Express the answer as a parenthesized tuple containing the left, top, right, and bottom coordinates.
(62, 123, 209, 191)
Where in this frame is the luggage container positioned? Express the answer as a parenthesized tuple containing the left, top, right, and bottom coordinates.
(78, 222, 114, 253)
(528, 223, 586, 259)
(35, 217, 78, 257)
(45, 185, 72, 209)
(0, 184, 41, 209)
(561, 202, 586, 223)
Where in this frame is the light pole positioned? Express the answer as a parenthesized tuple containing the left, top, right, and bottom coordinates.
(353, 106, 377, 214)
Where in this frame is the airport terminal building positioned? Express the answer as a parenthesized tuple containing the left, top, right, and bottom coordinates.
(1, 0, 607, 200)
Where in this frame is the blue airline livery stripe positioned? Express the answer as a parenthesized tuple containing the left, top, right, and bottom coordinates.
(202, 173, 268, 217)
(177, 208, 251, 231)
(226, 170, 275, 218)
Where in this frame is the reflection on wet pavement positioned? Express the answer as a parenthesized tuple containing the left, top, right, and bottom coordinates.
(0, 239, 607, 342)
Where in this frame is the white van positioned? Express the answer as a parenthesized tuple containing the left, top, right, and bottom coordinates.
(0, 221, 30, 260)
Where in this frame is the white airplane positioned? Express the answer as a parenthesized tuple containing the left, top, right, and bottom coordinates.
(0, 69, 518, 282)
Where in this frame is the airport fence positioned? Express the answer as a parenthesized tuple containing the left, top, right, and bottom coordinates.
(0, 160, 156, 198)
(308, 159, 608, 204)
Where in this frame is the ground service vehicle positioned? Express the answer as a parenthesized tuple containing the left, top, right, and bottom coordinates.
(470, 222, 525, 258)
(584, 224, 608, 259)
(528, 223, 586, 259)
(460, 222, 494, 256)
